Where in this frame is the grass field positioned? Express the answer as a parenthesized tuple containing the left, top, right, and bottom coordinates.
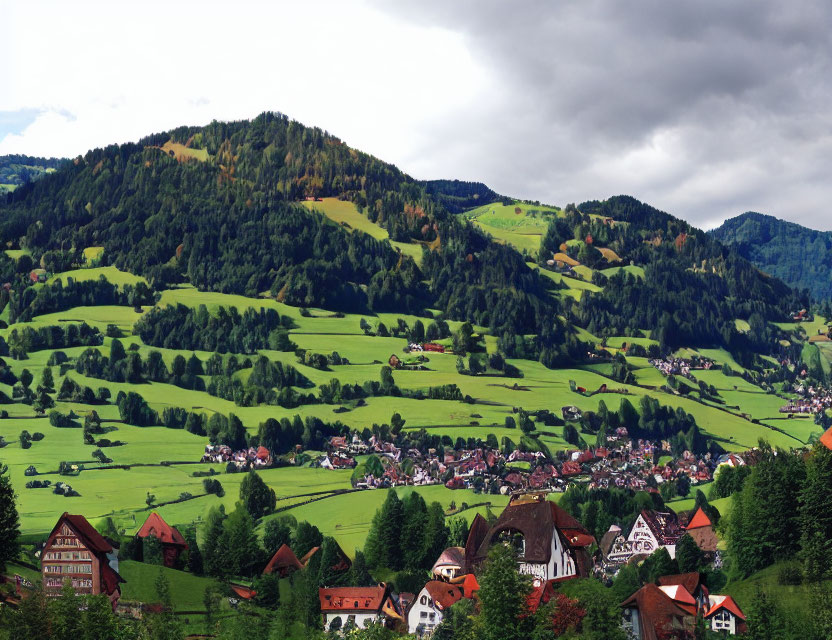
(302, 198, 424, 263)
(47, 266, 148, 287)
(464, 202, 558, 253)
(159, 141, 210, 163)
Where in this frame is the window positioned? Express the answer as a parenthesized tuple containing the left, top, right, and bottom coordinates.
(420, 596, 428, 605)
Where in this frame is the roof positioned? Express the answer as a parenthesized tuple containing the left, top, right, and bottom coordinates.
(686, 507, 712, 530)
(422, 581, 463, 610)
(821, 426, 832, 451)
(687, 526, 719, 553)
(137, 512, 187, 547)
(464, 514, 490, 571)
(705, 595, 745, 621)
(319, 586, 389, 613)
(101, 562, 126, 596)
(49, 513, 112, 554)
(599, 525, 622, 557)
(462, 573, 480, 598)
(621, 583, 695, 640)
(474, 493, 594, 564)
(256, 446, 271, 459)
(658, 585, 696, 610)
(657, 573, 702, 596)
(638, 510, 684, 546)
(300, 546, 320, 565)
(432, 547, 465, 572)
(263, 544, 303, 575)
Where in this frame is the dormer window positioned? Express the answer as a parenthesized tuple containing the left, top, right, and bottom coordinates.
(497, 529, 525, 556)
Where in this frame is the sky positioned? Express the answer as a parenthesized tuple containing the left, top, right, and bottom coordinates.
(2, 0, 831, 230)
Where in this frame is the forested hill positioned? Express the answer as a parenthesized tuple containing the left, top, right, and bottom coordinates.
(0, 112, 808, 365)
(0, 154, 67, 194)
(710, 211, 832, 300)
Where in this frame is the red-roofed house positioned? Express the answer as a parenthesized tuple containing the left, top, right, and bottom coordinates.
(407, 581, 464, 634)
(42, 513, 124, 608)
(820, 426, 832, 451)
(684, 507, 719, 557)
(319, 584, 401, 632)
(657, 572, 709, 611)
(705, 595, 746, 635)
(136, 512, 188, 568)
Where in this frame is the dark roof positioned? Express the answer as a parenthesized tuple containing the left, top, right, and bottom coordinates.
(464, 513, 490, 571)
(639, 510, 684, 546)
(422, 581, 463, 610)
(474, 493, 594, 564)
(50, 513, 113, 554)
(657, 572, 703, 596)
(319, 586, 389, 612)
(263, 544, 303, 575)
(621, 583, 695, 640)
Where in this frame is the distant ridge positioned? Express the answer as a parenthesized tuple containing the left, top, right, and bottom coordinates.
(710, 212, 832, 300)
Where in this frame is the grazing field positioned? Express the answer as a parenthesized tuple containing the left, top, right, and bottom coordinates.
(158, 140, 210, 162)
(600, 264, 645, 279)
(464, 201, 557, 253)
(47, 265, 148, 287)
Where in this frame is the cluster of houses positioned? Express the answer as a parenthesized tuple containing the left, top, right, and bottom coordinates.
(780, 382, 832, 415)
(649, 356, 713, 379)
(201, 444, 273, 469)
(315, 492, 743, 638)
(325, 432, 722, 497)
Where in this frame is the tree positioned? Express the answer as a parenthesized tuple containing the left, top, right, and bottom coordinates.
(317, 536, 347, 588)
(292, 521, 323, 559)
(263, 517, 293, 556)
(39, 366, 55, 392)
(82, 593, 122, 640)
(7, 586, 50, 640)
(239, 471, 276, 519)
(448, 517, 469, 547)
(675, 534, 703, 574)
(800, 444, 832, 580)
(144, 571, 184, 640)
(477, 543, 533, 640)
(744, 588, 785, 640)
(348, 550, 373, 587)
(202, 505, 226, 577)
(219, 506, 262, 577)
(610, 564, 641, 602)
(0, 463, 20, 572)
(364, 490, 403, 570)
(19, 368, 33, 388)
(559, 579, 627, 640)
(50, 579, 82, 640)
(640, 547, 678, 584)
(183, 526, 203, 575)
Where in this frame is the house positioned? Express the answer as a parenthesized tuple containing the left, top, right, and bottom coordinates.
(683, 507, 718, 556)
(626, 510, 684, 559)
(263, 544, 304, 578)
(136, 512, 188, 568)
(319, 584, 402, 632)
(620, 583, 697, 640)
(42, 512, 124, 608)
(29, 269, 47, 283)
(320, 454, 357, 470)
(431, 547, 465, 581)
(704, 595, 746, 635)
(467, 492, 595, 581)
(407, 581, 463, 635)
(562, 406, 583, 422)
(423, 343, 445, 353)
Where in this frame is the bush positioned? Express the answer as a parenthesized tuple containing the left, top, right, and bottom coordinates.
(778, 564, 803, 586)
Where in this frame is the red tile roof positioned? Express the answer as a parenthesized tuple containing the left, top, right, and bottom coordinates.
(705, 596, 745, 621)
(319, 586, 389, 612)
(462, 573, 480, 599)
(423, 581, 463, 610)
(685, 507, 712, 530)
(621, 583, 695, 640)
(137, 512, 187, 547)
(657, 572, 703, 597)
(820, 426, 832, 451)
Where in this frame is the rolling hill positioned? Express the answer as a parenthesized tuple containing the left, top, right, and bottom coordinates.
(710, 211, 832, 300)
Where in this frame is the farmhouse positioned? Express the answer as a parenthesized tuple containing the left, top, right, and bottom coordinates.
(407, 581, 464, 635)
(319, 584, 403, 632)
(136, 512, 188, 568)
(683, 507, 718, 556)
(620, 583, 696, 640)
(42, 512, 124, 608)
(627, 509, 684, 559)
(466, 492, 594, 581)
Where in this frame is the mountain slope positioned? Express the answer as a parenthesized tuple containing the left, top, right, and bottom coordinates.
(0, 154, 66, 194)
(710, 212, 832, 299)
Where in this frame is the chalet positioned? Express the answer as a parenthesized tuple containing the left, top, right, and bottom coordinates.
(319, 584, 403, 632)
(136, 512, 188, 568)
(320, 454, 357, 470)
(657, 572, 710, 612)
(407, 581, 463, 635)
(467, 492, 594, 582)
(683, 507, 718, 557)
(626, 509, 684, 559)
(704, 595, 746, 635)
(431, 547, 465, 582)
(620, 583, 696, 640)
(42, 512, 124, 608)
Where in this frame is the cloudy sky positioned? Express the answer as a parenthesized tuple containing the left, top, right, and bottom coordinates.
(2, 0, 831, 230)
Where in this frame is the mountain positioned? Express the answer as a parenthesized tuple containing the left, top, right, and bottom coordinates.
(0, 112, 806, 366)
(0, 154, 67, 194)
(710, 211, 832, 300)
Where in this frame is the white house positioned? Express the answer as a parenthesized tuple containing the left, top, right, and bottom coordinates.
(407, 581, 463, 635)
(625, 510, 683, 559)
(705, 595, 746, 635)
(318, 585, 400, 632)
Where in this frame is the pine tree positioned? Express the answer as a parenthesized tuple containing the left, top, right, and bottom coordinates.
(400, 493, 428, 570)
(675, 533, 703, 574)
(745, 588, 785, 640)
(49, 579, 82, 640)
(220, 507, 262, 577)
(349, 550, 373, 586)
(477, 543, 533, 640)
(239, 471, 276, 519)
(0, 463, 20, 572)
(292, 521, 323, 558)
(263, 517, 293, 556)
(202, 505, 226, 577)
(184, 526, 203, 575)
(83, 593, 121, 640)
(317, 536, 346, 587)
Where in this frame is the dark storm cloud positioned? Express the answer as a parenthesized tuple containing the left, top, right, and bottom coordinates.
(376, 1, 832, 230)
